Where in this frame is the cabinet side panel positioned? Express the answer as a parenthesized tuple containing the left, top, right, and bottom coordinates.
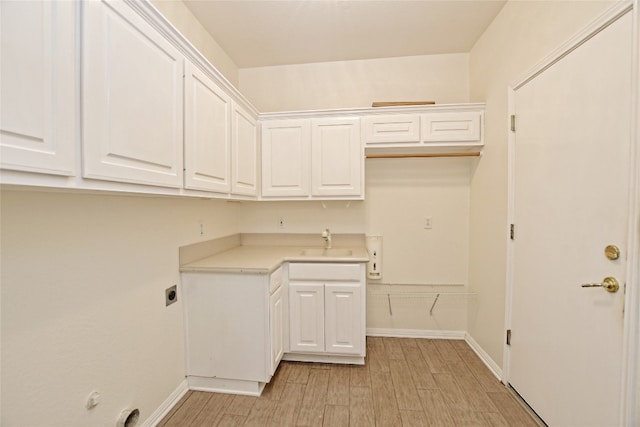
(182, 273, 268, 382)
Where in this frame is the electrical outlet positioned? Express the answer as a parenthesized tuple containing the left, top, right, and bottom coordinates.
(278, 217, 285, 228)
(165, 285, 178, 306)
(424, 216, 433, 229)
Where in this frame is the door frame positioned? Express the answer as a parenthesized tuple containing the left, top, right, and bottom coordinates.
(504, 1, 640, 424)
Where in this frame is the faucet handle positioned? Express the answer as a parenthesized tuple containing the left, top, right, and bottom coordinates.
(322, 228, 330, 237)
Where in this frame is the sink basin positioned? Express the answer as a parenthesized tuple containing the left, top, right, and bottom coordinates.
(301, 248, 353, 257)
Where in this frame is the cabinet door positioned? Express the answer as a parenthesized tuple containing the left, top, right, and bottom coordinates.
(362, 114, 421, 145)
(422, 112, 481, 143)
(325, 283, 363, 355)
(0, 0, 76, 175)
(311, 118, 362, 197)
(82, 0, 184, 188)
(261, 120, 310, 197)
(231, 103, 258, 197)
(184, 62, 231, 193)
(289, 282, 324, 352)
(270, 285, 284, 375)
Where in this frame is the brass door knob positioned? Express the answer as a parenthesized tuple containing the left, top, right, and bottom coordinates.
(604, 245, 620, 261)
(581, 277, 620, 293)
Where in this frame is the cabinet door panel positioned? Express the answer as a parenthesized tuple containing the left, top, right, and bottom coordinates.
(261, 120, 310, 197)
(362, 114, 420, 145)
(422, 112, 481, 142)
(311, 118, 362, 197)
(231, 103, 258, 196)
(289, 282, 324, 352)
(185, 62, 231, 193)
(0, 0, 76, 175)
(325, 283, 362, 355)
(83, 0, 183, 187)
(270, 286, 284, 375)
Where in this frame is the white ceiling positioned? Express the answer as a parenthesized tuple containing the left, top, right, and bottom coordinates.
(183, 0, 507, 68)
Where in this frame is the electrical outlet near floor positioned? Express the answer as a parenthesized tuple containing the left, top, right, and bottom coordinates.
(165, 285, 178, 306)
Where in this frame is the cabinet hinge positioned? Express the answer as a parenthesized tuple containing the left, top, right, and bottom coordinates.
(506, 329, 512, 345)
(510, 224, 515, 240)
(510, 115, 516, 132)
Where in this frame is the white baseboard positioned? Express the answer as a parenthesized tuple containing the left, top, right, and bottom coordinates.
(187, 376, 265, 397)
(143, 379, 189, 427)
(366, 328, 466, 339)
(464, 333, 503, 381)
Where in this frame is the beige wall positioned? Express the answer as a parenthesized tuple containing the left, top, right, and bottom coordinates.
(239, 53, 469, 112)
(467, 0, 618, 367)
(0, 190, 239, 425)
(240, 159, 473, 332)
(150, 0, 239, 86)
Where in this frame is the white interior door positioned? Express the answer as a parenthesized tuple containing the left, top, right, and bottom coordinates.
(509, 11, 632, 426)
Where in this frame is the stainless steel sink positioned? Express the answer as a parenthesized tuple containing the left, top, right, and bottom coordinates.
(301, 248, 353, 257)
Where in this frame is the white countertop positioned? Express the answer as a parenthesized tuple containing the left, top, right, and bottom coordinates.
(180, 245, 370, 274)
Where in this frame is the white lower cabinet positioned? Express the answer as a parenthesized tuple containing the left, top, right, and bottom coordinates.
(182, 268, 282, 396)
(287, 263, 366, 363)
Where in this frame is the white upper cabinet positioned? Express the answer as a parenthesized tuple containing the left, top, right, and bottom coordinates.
(261, 117, 364, 200)
(184, 62, 231, 193)
(362, 106, 484, 150)
(261, 119, 310, 198)
(0, 0, 76, 175)
(231, 103, 258, 197)
(82, 0, 184, 188)
(311, 118, 362, 197)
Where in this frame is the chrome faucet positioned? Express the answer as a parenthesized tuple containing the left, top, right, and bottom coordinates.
(321, 228, 332, 249)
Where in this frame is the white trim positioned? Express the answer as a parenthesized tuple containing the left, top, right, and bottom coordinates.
(505, 3, 638, 425)
(282, 353, 365, 365)
(259, 103, 486, 121)
(512, 1, 634, 90)
(142, 379, 189, 427)
(464, 333, 503, 382)
(366, 328, 466, 340)
(187, 376, 266, 397)
(622, 1, 640, 425)
(503, 85, 516, 387)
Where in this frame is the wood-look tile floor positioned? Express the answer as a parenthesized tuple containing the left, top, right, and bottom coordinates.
(158, 337, 540, 426)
